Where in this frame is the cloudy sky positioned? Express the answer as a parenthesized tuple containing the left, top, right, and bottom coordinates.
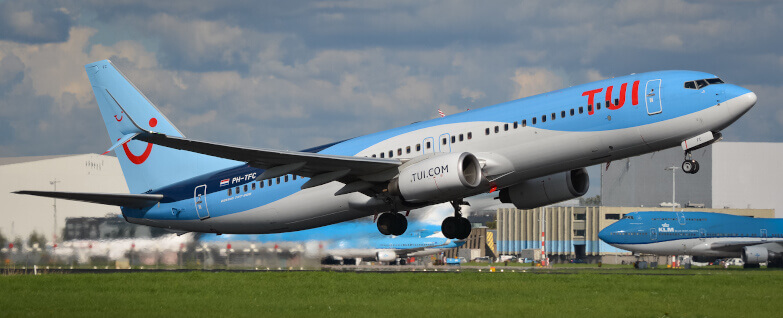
(0, 1, 781, 170)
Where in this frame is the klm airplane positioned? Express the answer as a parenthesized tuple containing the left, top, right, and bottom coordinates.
(599, 212, 783, 268)
(200, 219, 465, 263)
(17, 60, 756, 240)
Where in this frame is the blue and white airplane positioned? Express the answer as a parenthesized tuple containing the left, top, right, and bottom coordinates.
(599, 211, 783, 268)
(200, 219, 465, 263)
(17, 60, 756, 240)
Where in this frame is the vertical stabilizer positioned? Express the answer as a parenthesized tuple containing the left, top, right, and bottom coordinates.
(86, 60, 238, 193)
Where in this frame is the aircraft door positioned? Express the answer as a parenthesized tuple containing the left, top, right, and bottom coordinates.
(438, 133, 451, 153)
(676, 212, 686, 225)
(761, 229, 768, 241)
(699, 228, 706, 241)
(422, 137, 435, 154)
(650, 228, 657, 241)
(195, 185, 210, 220)
(645, 79, 662, 115)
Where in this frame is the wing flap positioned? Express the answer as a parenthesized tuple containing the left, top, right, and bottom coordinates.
(15, 191, 163, 209)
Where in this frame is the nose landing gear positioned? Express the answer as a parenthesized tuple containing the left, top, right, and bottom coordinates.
(682, 151, 700, 174)
(442, 200, 472, 240)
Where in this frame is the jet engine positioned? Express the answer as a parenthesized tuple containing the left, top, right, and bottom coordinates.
(742, 246, 769, 265)
(376, 250, 397, 262)
(388, 152, 483, 203)
(499, 168, 589, 209)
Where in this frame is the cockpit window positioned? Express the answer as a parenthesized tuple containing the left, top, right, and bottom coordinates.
(621, 215, 634, 220)
(684, 78, 724, 90)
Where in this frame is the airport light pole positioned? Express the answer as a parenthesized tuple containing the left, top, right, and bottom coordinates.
(50, 179, 61, 244)
(664, 166, 678, 211)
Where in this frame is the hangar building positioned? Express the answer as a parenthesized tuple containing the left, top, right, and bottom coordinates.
(0, 154, 128, 243)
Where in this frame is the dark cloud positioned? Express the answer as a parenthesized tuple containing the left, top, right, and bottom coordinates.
(0, 0, 72, 44)
(0, 54, 25, 94)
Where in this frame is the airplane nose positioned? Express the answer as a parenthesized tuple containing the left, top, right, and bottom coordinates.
(598, 227, 611, 243)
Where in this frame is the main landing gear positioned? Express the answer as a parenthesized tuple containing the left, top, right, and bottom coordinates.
(377, 212, 408, 236)
(442, 200, 472, 240)
(682, 151, 700, 174)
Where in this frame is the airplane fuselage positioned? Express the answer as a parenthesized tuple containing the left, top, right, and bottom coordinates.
(118, 70, 755, 234)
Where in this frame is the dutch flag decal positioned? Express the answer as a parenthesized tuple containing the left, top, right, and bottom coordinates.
(220, 179, 230, 187)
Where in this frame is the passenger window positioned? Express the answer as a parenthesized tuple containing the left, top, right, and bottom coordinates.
(426, 141, 431, 149)
(268, 179, 272, 186)
(416, 144, 421, 151)
(388, 150, 393, 158)
(397, 148, 402, 156)
(494, 126, 499, 133)
(276, 177, 280, 184)
(372, 154, 376, 158)
(284, 175, 289, 182)
(259, 181, 264, 188)
(579, 106, 584, 114)
(451, 136, 455, 143)
(532, 117, 537, 125)
(551, 113, 556, 120)
(561, 111, 565, 118)
(570, 109, 574, 116)
(236, 187, 240, 193)
(522, 119, 527, 127)
(467, 132, 472, 140)
(588, 105, 593, 112)
(442, 138, 447, 145)
(380, 153, 385, 158)
(244, 184, 248, 192)
(252, 183, 256, 190)
(504, 123, 509, 131)
(228, 188, 232, 196)
(458, 134, 464, 142)
(485, 128, 490, 135)
(614, 98, 619, 105)
(406, 146, 411, 154)
(597, 102, 601, 110)
(513, 122, 518, 129)
(541, 115, 546, 123)
(292, 175, 297, 180)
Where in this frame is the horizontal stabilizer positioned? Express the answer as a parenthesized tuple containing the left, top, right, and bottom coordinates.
(14, 191, 163, 209)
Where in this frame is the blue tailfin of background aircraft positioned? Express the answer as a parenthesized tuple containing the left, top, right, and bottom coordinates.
(86, 60, 239, 194)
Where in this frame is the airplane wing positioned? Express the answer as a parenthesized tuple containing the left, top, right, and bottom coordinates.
(708, 240, 782, 252)
(14, 191, 163, 209)
(103, 89, 403, 193)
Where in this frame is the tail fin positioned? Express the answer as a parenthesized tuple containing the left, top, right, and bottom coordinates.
(86, 60, 237, 193)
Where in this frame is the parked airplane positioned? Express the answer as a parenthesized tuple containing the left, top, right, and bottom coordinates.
(599, 211, 783, 268)
(200, 219, 464, 264)
(17, 60, 756, 240)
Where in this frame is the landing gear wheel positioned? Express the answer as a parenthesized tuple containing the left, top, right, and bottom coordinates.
(456, 217, 472, 240)
(682, 159, 699, 174)
(377, 213, 394, 235)
(442, 216, 458, 239)
(391, 212, 408, 236)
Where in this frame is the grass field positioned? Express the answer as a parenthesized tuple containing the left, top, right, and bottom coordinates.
(2, 269, 782, 317)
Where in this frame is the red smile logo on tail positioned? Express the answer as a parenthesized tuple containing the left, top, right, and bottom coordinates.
(121, 118, 157, 165)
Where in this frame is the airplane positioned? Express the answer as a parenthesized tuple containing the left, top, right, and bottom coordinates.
(598, 211, 783, 268)
(199, 219, 465, 264)
(16, 60, 757, 240)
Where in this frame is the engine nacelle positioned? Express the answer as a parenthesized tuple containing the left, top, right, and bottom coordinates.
(742, 246, 769, 265)
(499, 168, 589, 209)
(389, 152, 483, 203)
(376, 250, 397, 262)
